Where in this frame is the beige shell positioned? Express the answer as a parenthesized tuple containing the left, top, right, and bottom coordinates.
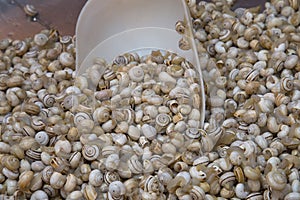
(18, 170, 34, 191)
(50, 172, 66, 189)
(64, 174, 77, 193)
(266, 169, 287, 191)
(83, 184, 98, 200)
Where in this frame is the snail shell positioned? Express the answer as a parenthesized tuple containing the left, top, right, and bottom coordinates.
(155, 113, 172, 132)
(74, 112, 91, 126)
(18, 170, 34, 191)
(34, 33, 48, 46)
(29, 172, 43, 191)
(69, 151, 82, 168)
(105, 153, 120, 171)
(89, 169, 103, 187)
(108, 181, 126, 200)
(104, 171, 120, 184)
(185, 128, 201, 139)
(82, 144, 100, 161)
(219, 172, 236, 189)
(127, 125, 141, 141)
(31, 116, 46, 131)
(142, 124, 157, 140)
(83, 184, 98, 200)
(30, 190, 49, 200)
(59, 52, 74, 67)
(190, 185, 206, 200)
(43, 184, 58, 198)
(50, 157, 69, 174)
(50, 172, 66, 189)
(42, 166, 54, 184)
(54, 140, 72, 155)
(66, 191, 83, 200)
(190, 166, 207, 181)
(244, 166, 261, 180)
(102, 119, 117, 132)
(128, 65, 144, 82)
(266, 169, 287, 190)
(128, 155, 143, 174)
(64, 174, 77, 193)
(35, 131, 49, 146)
(31, 161, 45, 172)
(3, 155, 20, 171)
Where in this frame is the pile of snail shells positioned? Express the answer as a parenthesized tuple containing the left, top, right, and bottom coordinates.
(179, 0, 300, 199)
(0, 26, 214, 199)
(1, 0, 300, 199)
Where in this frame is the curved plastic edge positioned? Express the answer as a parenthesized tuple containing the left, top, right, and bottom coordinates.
(181, 0, 205, 128)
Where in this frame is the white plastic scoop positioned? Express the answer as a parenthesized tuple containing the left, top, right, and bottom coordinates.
(75, 0, 205, 127)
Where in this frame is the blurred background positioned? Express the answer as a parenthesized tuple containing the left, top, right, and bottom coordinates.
(0, 0, 267, 39)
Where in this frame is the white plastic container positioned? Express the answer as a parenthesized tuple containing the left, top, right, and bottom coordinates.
(75, 0, 205, 127)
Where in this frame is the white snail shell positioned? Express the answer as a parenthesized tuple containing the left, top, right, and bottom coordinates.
(35, 131, 49, 146)
(89, 169, 104, 187)
(108, 181, 126, 200)
(142, 124, 157, 140)
(82, 144, 100, 161)
(128, 66, 144, 82)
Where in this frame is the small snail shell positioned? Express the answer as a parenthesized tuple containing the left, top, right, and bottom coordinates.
(159, 71, 177, 84)
(29, 172, 43, 191)
(185, 128, 201, 139)
(31, 161, 45, 172)
(41, 166, 54, 184)
(155, 113, 171, 132)
(30, 190, 49, 200)
(284, 192, 300, 200)
(102, 119, 117, 132)
(89, 169, 103, 187)
(189, 166, 206, 181)
(247, 179, 261, 192)
(127, 125, 141, 141)
(128, 65, 144, 82)
(2, 167, 19, 180)
(64, 174, 77, 193)
(220, 187, 235, 199)
(219, 172, 236, 189)
(127, 155, 143, 174)
(50, 172, 66, 189)
(108, 181, 126, 200)
(104, 171, 120, 185)
(235, 183, 249, 199)
(31, 116, 45, 131)
(82, 144, 100, 161)
(244, 166, 261, 180)
(34, 33, 48, 46)
(18, 170, 34, 191)
(83, 184, 98, 200)
(54, 140, 72, 155)
(3, 155, 20, 171)
(69, 151, 82, 168)
(266, 169, 287, 191)
(66, 191, 83, 200)
(105, 153, 120, 171)
(59, 52, 74, 67)
(35, 131, 49, 146)
(6, 179, 17, 195)
(111, 133, 127, 146)
(142, 124, 157, 140)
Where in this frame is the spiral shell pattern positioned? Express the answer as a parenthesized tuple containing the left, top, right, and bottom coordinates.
(82, 144, 100, 161)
